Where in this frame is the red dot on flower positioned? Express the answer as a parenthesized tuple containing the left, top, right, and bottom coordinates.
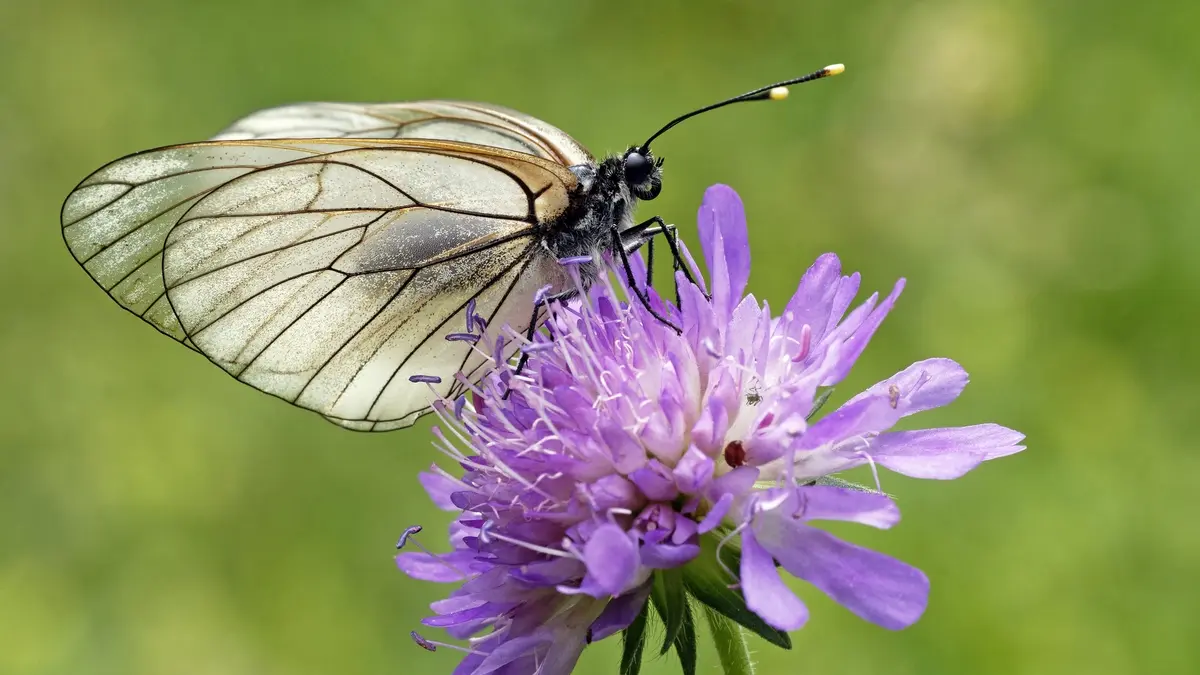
(724, 440, 746, 468)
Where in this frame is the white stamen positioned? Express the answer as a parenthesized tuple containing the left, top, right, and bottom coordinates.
(857, 449, 884, 493)
(484, 529, 575, 559)
(715, 521, 750, 586)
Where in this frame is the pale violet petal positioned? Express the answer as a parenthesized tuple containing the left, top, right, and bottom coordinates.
(588, 582, 653, 641)
(753, 516, 928, 630)
(582, 524, 639, 596)
(740, 529, 810, 631)
(872, 424, 1026, 479)
(845, 358, 969, 417)
(419, 469, 465, 511)
(824, 278, 905, 386)
(796, 486, 900, 529)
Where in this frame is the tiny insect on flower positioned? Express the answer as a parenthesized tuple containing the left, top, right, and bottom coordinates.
(724, 440, 747, 469)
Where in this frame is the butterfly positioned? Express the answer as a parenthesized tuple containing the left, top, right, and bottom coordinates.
(61, 65, 843, 431)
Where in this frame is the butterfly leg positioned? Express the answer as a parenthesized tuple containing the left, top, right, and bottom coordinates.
(625, 216, 704, 292)
(621, 216, 704, 308)
(670, 228, 683, 309)
(645, 236, 655, 289)
(611, 226, 682, 334)
(627, 235, 661, 291)
(618, 216, 670, 290)
(511, 288, 574, 381)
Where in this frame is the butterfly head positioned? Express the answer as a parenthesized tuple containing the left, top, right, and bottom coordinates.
(621, 147, 663, 201)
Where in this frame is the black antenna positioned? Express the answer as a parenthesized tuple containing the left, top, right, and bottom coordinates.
(640, 63, 845, 152)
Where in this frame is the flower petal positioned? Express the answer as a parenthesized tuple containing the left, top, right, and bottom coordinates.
(872, 424, 1026, 479)
(845, 358, 969, 417)
(476, 633, 553, 675)
(599, 424, 649, 474)
(641, 388, 688, 464)
(582, 524, 639, 596)
(536, 637, 592, 675)
(423, 601, 506, 628)
(754, 518, 928, 630)
(821, 271, 862, 343)
(395, 551, 473, 582)
(796, 486, 900, 529)
(705, 211, 732, 321)
(430, 594, 488, 615)
(710, 466, 760, 499)
(508, 557, 584, 585)
(692, 381, 732, 455)
(583, 474, 644, 512)
(697, 493, 734, 534)
(725, 294, 763, 360)
(783, 253, 843, 337)
(798, 394, 903, 451)
(745, 391, 814, 466)
(698, 184, 750, 319)
(825, 278, 905, 386)
(679, 271, 717, 350)
(676, 244, 707, 296)
(450, 653, 486, 675)
(673, 445, 715, 494)
(630, 460, 679, 501)
(588, 582, 653, 641)
(707, 185, 751, 295)
(419, 469, 463, 511)
(671, 513, 698, 544)
(641, 542, 701, 569)
(739, 529, 810, 631)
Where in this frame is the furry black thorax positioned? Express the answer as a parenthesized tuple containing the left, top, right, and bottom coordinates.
(539, 148, 664, 276)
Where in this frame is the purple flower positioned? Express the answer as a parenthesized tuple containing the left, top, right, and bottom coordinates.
(396, 185, 1025, 672)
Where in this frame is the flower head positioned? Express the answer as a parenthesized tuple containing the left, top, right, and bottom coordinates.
(397, 185, 1024, 673)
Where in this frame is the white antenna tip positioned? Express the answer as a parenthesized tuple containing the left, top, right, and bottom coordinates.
(768, 86, 790, 101)
(824, 63, 846, 76)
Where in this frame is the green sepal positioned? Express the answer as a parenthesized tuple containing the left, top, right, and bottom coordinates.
(619, 600, 650, 675)
(681, 535, 792, 650)
(649, 567, 688, 655)
(703, 605, 756, 675)
(808, 386, 835, 420)
(672, 598, 697, 675)
(652, 564, 691, 653)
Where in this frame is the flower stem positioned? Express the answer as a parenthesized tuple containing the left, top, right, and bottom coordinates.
(703, 605, 756, 675)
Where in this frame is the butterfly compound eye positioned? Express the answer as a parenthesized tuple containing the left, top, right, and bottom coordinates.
(623, 151, 652, 185)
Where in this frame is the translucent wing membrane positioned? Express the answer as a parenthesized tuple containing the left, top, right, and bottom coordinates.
(62, 143, 315, 345)
(63, 137, 578, 430)
(213, 101, 593, 167)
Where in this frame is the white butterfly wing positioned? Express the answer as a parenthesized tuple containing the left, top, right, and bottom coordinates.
(62, 141, 332, 345)
(212, 100, 593, 167)
(63, 136, 579, 430)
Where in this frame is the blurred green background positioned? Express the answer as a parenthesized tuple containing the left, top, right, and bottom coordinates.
(2, 0, 1197, 673)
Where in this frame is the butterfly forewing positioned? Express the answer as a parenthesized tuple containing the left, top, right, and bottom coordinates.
(63, 101, 589, 430)
(212, 100, 592, 167)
